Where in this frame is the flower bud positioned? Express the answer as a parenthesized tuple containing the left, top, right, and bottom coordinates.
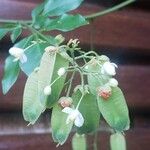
(44, 85, 51, 95)
(101, 62, 117, 76)
(57, 67, 66, 76)
(98, 85, 112, 100)
(108, 78, 118, 87)
(98, 55, 110, 62)
(55, 34, 65, 44)
(45, 46, 57, 53)
(58, 97, 73, 108)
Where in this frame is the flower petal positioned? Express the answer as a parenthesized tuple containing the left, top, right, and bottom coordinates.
(20, 54, 27, 63)
(74, 112, 84, 127)
(62, 107, 73, 114)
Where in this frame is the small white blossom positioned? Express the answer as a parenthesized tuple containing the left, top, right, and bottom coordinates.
(57, 67, 66, 76)
(101, 62, 117, 76)
(84, 65, 89, 70)
(44, 85, 51, 95)
(9, 47, 27, 63)
(108, 78, 118, 87)
(62, 107, 84, 127)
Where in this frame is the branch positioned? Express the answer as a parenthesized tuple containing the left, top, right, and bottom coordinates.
(85, 0, 135, 20)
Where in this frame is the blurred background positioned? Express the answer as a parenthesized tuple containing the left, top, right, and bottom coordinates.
(0, 0, 150, 149)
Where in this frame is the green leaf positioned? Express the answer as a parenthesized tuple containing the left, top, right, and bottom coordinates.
(72, 90, 100, 134)
(0, 29, 8, 40)
(47, 54, 69, 107)
(51, 104, 73, 145)
(72, 133, 86, 150)
(20, 42, 49, 75)
(97, 87, 130, 131)
(45, 14, 88, 32)
(32, 3, 45, 21)
(2, 56, 20, 94)
(110, 132, 126, 150)
(13, 35, 50, 75)
(87, 62, 109, 95)
(38, 52, 69, 108)
(11, 26, 22, 43)
(43, 0, 83, 16)
(14, 35, 34, 49)
(23, 70, 45, 124)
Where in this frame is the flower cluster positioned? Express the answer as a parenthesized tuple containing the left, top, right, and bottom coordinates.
(98, 61, 118, 100)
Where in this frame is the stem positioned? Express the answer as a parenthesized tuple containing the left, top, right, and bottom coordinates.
(85, 0, 135, 20)
(50, 76, 61, 86)
(0, 0, 135, 24)
(66, 72, 75, 97)
(76, 93, 84, 109)
(93, 132, 98, 150)
(0, 19, 31, 24)
(23, 24, 51, 44)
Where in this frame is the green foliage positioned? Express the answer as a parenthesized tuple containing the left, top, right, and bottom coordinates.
(2, 56, 20, 94)
(45, 14, 88, 32)
(51, 104, 73, 145)
(110, 132, 126, 150)
(38, 52, 69, 108)
(72, 90, 100, 134)
(23, 70, 45, 124)
(0, 0, 134, 149)
(72, 133, 86, 150)
(20, 42, 49, 75)
(43, 0, 83, 16)
(97, 87, 130, 131)
(0, 29, 8, 40)
(46, 54, 69, 107)
(11, 25, 22, 43)
(87, 61, 109, 95)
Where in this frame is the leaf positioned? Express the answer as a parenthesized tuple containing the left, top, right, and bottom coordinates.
(23, 70, 45, 124)
(97, 87, 130, 131)
(38, 52, 69, 108)
(110, 132, 126, 150)
(72, 133, 86, 150)
(72, 90, 100, 134)
(45, 14, 88, 32)
(43, 0, 83, 16)
(32, 3, 45, 21)
(51, 104, 73, 145)
(14, 35, 50, 75)
(87, 62, 109, 95)
(47, 53, 69, 107)
(11, 26, 22, 43)
(2, 56, 20, 94)
(20, 42, 49, 75)
(0, 29, 8, 40)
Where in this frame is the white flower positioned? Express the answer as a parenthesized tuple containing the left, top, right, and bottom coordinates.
(57, 67, 66, 76)
(9, 47, 27, 63)
(108, 78, 118, 87)
(101, 62, 117, 76)
(84, 65, 89, 70)
(62, 107, 84, 127)
(44, 85, 51, 95)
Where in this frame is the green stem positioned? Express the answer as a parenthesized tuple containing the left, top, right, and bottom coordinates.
(76, 93, 84, 110)
(66, 72, 75, 97)
(23, 24, 51, 44)
(93, 132, 98, 150)
(85, 0, 135, 20)
(0, 19, 31, 24)
(0, 0, 135, 24)
(50, 76, 61, 86)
